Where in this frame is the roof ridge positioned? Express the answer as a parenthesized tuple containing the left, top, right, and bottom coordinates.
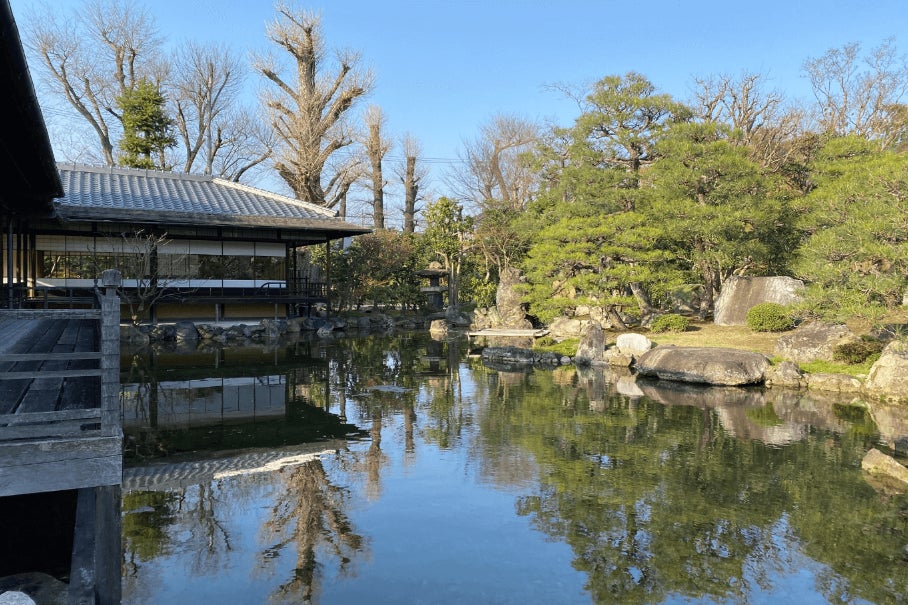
(212, 178, 337, 218)
(57, 162, 212, 182)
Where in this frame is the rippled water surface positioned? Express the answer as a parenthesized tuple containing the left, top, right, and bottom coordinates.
(120, 333, 907, 604)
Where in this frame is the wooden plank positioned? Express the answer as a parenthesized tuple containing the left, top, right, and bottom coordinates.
(0, 408, 101, 425)
(0, 352, 102, 362)
(0, 419, 100, 440)
(0, 369, 102, 380)
(0, 436, 122, 496)
(0, 309, 100, 320)
(17, 387, 61, 414)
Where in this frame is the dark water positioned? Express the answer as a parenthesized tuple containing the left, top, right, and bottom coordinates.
(119, 333, 908, 605)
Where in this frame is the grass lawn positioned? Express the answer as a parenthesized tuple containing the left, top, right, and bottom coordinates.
(644, 322, 782, 356)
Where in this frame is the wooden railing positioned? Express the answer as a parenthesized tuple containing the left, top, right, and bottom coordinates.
(0, 269, 121, 445)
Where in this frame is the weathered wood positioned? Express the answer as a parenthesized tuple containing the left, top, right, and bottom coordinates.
(69, 485, 122, 605)
(0, 436, 122, 496)
(0, 352, 102, 362)
(0, 309, 100, 320)
(0, 368, 103, 380)
(0, 419, 99, 440)
(0, 408, 101, 425)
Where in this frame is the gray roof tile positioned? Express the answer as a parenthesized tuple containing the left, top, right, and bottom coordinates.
(55, 164, 369, 235)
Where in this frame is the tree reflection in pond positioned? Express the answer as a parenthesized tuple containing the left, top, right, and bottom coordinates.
(260, 457, 365, 603)
(120, 333, 908, 605)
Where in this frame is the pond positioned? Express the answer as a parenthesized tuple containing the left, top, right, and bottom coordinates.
(119, 332, 908, 605)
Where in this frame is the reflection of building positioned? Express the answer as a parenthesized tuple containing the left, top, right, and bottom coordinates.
(5, 164, 370, 320)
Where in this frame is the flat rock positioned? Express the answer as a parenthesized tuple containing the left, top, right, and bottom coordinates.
(636, 346, 770, 386)
(807, 372, 863, 393)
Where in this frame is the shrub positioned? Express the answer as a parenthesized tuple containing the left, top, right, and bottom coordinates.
(650, 313, 690, 333)
(833, 337, 884, 365)
(746, 303, 794, 332)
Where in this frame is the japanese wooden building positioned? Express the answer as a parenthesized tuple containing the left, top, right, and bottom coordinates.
(4, 164, 370, 320)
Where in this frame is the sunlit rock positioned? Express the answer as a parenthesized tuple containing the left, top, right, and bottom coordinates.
(615, 333, 653, 356)
(636, 346, 769, 385)
(764, 361, 806, 389)
(807, 372, 863, 393)
(774, 322, 855, 363)
(574, 322, 606, 365)
(713, 275, 804, 326)
(865, 340, 908, 400)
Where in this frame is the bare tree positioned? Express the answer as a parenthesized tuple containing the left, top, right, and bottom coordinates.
(255, 3, 373, 207)
(803, 39, 908, 145)
(26, 0, 164, 165)
(691, 71, 805, 169)
(394, 134, 427, 233)
(169, 42, 243, 174)
(208, 107, 275, 182)
(362, 105, 391, 228)
(450, 114, 540, 211)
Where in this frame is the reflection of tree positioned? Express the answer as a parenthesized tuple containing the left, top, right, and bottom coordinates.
(261, 458, 365, 604)
(477, 368, 908, 605)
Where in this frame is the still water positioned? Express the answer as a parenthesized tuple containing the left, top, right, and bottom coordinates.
(119, 333, 907, 605)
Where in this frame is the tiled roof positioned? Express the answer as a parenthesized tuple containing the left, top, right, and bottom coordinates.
(54, 164, 370, 235)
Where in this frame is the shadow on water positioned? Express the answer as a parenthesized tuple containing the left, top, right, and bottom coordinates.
(120, 333, 908, 605)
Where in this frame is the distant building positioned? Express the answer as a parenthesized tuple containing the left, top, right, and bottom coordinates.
(4, 164, 370, 320)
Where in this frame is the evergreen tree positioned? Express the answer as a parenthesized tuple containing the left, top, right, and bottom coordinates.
(117, 78, 176, 170)
(793, 136, 908, 318)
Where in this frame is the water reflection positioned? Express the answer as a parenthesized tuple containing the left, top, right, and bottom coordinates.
(121, 334, 908, 605)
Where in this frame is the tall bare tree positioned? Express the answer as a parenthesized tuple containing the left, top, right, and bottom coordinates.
(396, 134, 426, 233)
(803, 39, 908, 145)
(362, 105, 390, 228)
(26, 0, 163, 165)
(169, 42, 243, 174)
(208, 107, 275, 182)
(255, 3, 373, 207)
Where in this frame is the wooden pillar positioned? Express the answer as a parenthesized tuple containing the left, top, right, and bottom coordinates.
(325, 239, 331, 317)
(6, 219, 14, 308)
(99, 269, 122, 438)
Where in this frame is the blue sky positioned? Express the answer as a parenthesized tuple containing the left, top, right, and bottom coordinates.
(9, 0, 908, 217)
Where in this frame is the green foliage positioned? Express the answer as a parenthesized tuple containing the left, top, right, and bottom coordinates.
(532, 337, 578, 356)
(117, 78, 175, 169)
(746, 302, 794, 332)
(833, 337, 884, 365)
(798, 359, 876, 376)
(793, 136, 908, 319)
(421, 197, 473, 306)
(649, 313, 690, 333)
(333, 230, 422, 310)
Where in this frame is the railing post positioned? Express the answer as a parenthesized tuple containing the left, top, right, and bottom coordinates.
(99, 269, 121, 437)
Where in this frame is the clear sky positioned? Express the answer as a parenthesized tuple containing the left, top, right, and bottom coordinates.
(9, 0, 908, 219)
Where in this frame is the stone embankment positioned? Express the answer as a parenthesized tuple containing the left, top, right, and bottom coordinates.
(121, 313, 420, 347)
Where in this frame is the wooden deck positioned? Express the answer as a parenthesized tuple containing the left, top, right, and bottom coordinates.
(0, 274, 123, 604)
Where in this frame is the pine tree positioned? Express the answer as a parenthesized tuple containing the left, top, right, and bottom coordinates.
(117, 78, 176, 170)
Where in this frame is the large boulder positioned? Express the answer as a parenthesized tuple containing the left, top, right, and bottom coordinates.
(496, 268, 532, 329)
(548, 317, 584, 339)
(764, 361, 806, 389)
(865, 340, 908, 400)
(636, 346, 770, 386)
(713, 276, 804, 326)
(574, 322, 606, 365)
(773, 322, 855, 364)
